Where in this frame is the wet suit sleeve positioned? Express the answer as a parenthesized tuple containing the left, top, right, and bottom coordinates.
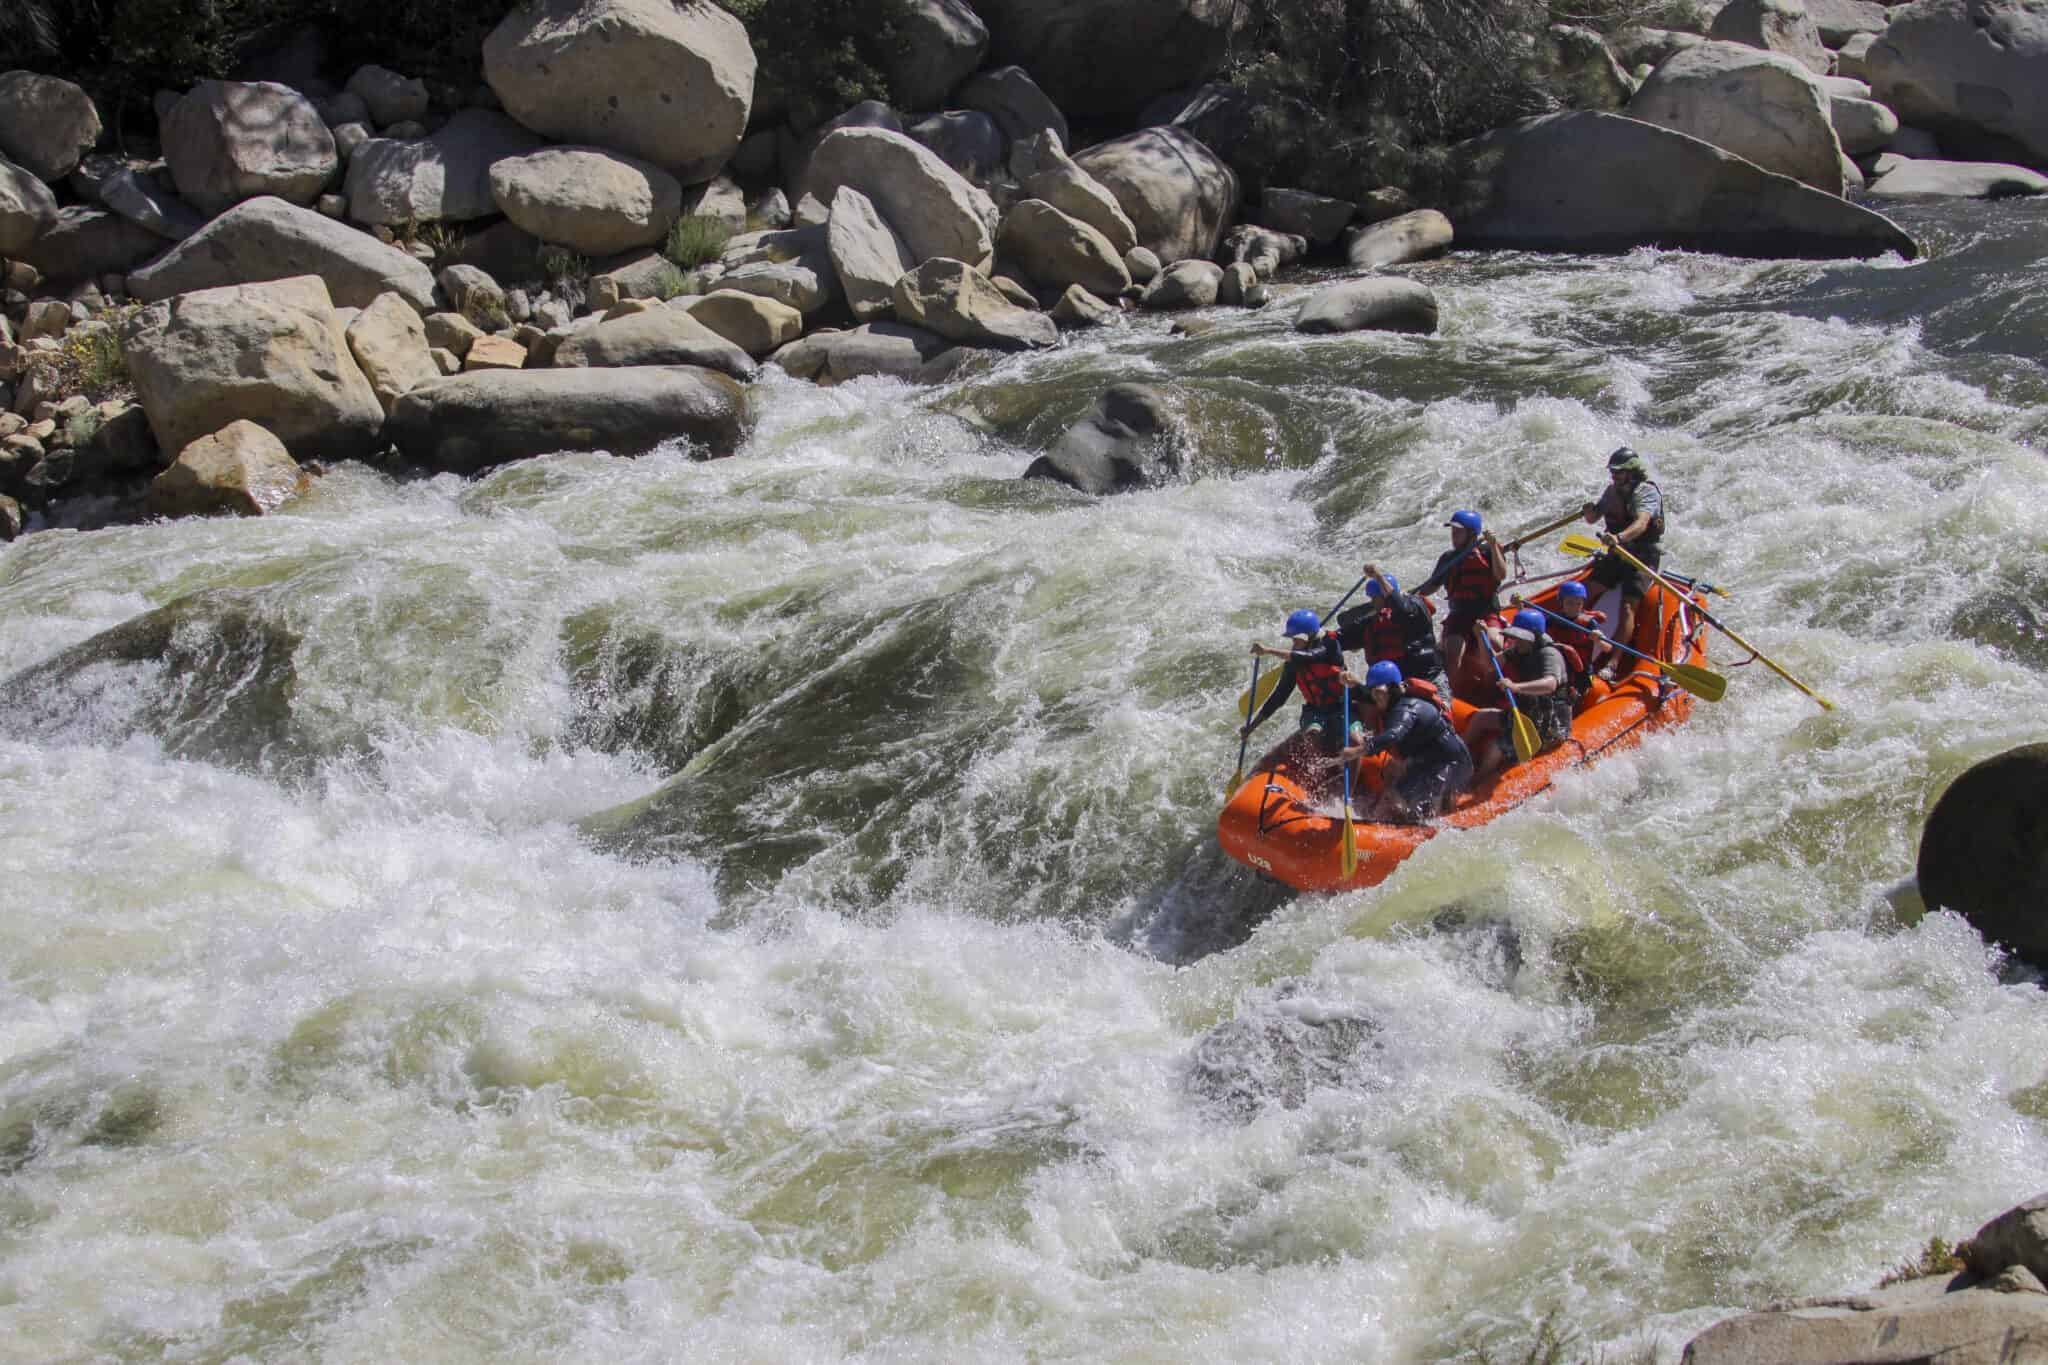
(1362, 699, 1419, 756)
(1247, 658, 1300, 730)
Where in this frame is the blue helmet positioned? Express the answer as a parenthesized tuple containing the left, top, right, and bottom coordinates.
(1284, 608, 1321, 638)
(1512, 608, 1547, 637)
(1366, 573, 1400, 599)
(1364, 660, 1403, 689)
(1558, 580, 1588, 602)
(1447, 509, 1483, 535)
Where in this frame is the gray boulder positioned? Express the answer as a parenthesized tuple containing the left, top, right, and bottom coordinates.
(344, 290, 440, 414)
(0, 71, 103, 182)
(771, 322, 958, 385)
(1867, 0, 2048, 168)
(1141, 258, 1223, 309)
(100, 167, 207, 241)
(1963, 1193, 2048, 1283)
(1612, 26, 1706, 69)
(489, 146, 683, 257)
(437, 264, 508, 327)
(1019, 132, 1141, 256)
(1626, 41, 1846, 194)
(386, 365, 748, 472)
(1446, 111, 1918, 258)
(1865, 156, 2048, 196)
(1217, 261, 1262, 306)
(998, 199, 1131, 296)
(343, 109, 544, 225)
(1219, 223, 1306, 279)
(162, 80, 339, 214)
(482, 0, 756, 182)
(1918, 743, 2048, 966)
(1296, 278, 1439, 335)
(1074, 127, 1240, 264)
(1835, 30, 1878, 81)
(344, 65, 429, 128)
(968, 0, 1236, 117)
(551, 307, 755, 379)
(128, 196, 438, 311)
(893, 257, 1057, 349)
(0, 154, 59, 257)
(122, 274, 385, 463)
(1709, 0, 1831, 74)
(1528, 24, 1638, 111)
(905, 111, 1006, 181)
(1831, 93, 1901, 155)
(147, 419, 304, 518)
(682, 175, 747, 231)
(1345, 210, 1454, 270)
(1125, 246, 1161, 283)
(1022, 384, 1180, 494)
(827, 186, 914, 322)
(22, 207, 165, 287)
(885, 0, 990, 110)
(1051, 284, 1118, 327)
(1683, 1277, 2048, 1364)
(686, 290, 805, 356)
(806, 126, 996, 269)
(957, 65, 1069, 148)
(1808, 0, 1890, 45)
(705, 257, 840, 318)
(1253, 188, 1355, 246)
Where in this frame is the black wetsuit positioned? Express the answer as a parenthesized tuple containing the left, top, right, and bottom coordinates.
(1360, 694, 1474, 817)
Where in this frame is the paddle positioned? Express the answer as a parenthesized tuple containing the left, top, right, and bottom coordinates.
(1229, 655, 1262, 794)
(1237, 573, 1371, 719)
(1559, 534, 1835, 711)
(1339, 680, 1358, 878)
(1480, 628, 1540, 766)
(1510, 596, 1728, 702)
(1504, 509, 1587, 553)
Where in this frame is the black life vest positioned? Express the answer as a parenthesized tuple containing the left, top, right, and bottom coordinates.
(1362, 599, 1442, 676)
(1604, 478, 1664, 548)
(1445, 543, 1500, 610)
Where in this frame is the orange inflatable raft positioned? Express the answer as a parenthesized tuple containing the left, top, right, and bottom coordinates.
(1217, 573, 1710, 893)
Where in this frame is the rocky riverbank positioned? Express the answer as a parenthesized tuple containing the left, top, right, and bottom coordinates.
(5, 0, 2046, 539)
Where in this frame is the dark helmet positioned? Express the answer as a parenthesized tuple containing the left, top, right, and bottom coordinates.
(1607, 445, 1646, 474)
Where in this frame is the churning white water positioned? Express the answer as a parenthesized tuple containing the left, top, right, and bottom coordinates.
(3, 200, 2048, 1362)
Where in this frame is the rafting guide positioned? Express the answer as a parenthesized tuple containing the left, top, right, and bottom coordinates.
(1222, 443, 1834, 894)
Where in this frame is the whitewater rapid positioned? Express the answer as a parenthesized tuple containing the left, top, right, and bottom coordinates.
(2, 199, 2046, 1362)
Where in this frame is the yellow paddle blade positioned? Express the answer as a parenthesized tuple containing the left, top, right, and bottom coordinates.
(1511, 708, 1540, 766)
(1559, 533, 1605, 559)
(1236, 667, 1284, 719)
(1340, 809, 1358, 878)
(1227, 765, 1245, 797)
(1660, 660, 1728, 702)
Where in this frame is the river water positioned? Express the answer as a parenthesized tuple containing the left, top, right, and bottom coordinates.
(3, 199, 2047, 1362)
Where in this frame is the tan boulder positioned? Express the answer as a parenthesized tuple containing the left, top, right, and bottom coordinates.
(0, 72, 103, 181)
(826, 186, 914, 322)
(1709, 0, 1830, 74)
(997, 199, 1130, 296)
(463, 335, 528, 371)
(147, 419, 304, 518)
(552, 307, 756, 379)
(126, 196, 437, 311)
(805, 126, 996, 269)
(1345, 209, 1455, 270)
(1073, 127, 1240, 264)
(161, 80, 339, 214)
(893, 257, 1057, 350)
(345, 292, 440, 415)
(489, 146, 682, 257)
(1, 152, 60, 258)
(1018, 132, 1140, 256)
(1627, 41, 1846, 195)
(686, 290, 805, 356)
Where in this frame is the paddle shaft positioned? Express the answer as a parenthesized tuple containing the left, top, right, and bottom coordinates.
(1593, 537, 1834, 711)
(1510, 596, 1726, 701)
(1238, 574, 1372, 722)
(1231, 656, 1262, 789)
(1480, 628, 1539, 764)
(1340, 680, 1357, 876)
(1505, 509, 1587, 553)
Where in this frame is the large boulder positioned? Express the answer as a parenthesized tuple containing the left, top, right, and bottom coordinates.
(1296, 278, 1439, 335)
(127, 196, 438, 311)
(161, 80, 339, 214)
(685, 290, 805, 356)
(904, 111, 1006, 181)
(482, 0, 755, 182)
(343, 110, 545, 225)
(1344, 210, 1454, 270)
(147, 419, 305, 518)
(770, 322, 959, 385)
(1709, 0, 1831, 74)
(805, 126, 996, 269)
(100, 166, 207, 241)
(1073, 127, 1239, 264)
(1253, 188, 1356, 247)
(0, 71, 103, 182)
(1626, 41, 1846, 194)
(956, 65, 1069, 148)
(1866, 0, 2048, 168)
(885, 0, 989, 110)
(968, 0, 1237, 117)
(1446, 111, 1918, 258)
(1527, 24, 1638, 111)
(1682, 1277, 2048, 1364)
(1019, 133, 1141, 256)
(716, 256, 841, 318)
(552, 306, 756, 379)
(343, 65, 429, 128)
(385, 365, 747, 472)
(1022, 384, 1180, 494)
(1865, 156, 2048, 196)
(893, 257, 1057, 349)
(1963, 1193, 2048, 1283)
(998, 199, 1131, 296)
(1141, 258, 1222, 309)
(344, 291, 440, 415)
(1832, 93, 1901, 155)
(22, 207, 166, 287)
(1918, 743, 2048, 967)
(489, 146, 682, 257)
(121, 275, 386, 463)
(1809, 0, 1890, 44)
(827, 186, 914, 322)
(0, 154, 59, 257)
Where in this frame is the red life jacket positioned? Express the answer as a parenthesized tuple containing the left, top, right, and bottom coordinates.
(1549, 610, 1604, 693)
(1405, 676, 1448, 713)
(1295, 640, 1346, 706)
(1445, 543, 1500, 608)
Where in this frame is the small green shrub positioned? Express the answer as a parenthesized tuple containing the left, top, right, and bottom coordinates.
(650, 264, 689, 301)
(663, 215, 734, 271)
(1878, 1235, 1963, 1287)
(27, 308, 136, 404)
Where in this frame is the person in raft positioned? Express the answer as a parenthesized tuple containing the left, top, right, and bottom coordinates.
(1337, 563, 1453, 712)
(1339, 660, 1474, 823)
(1466, 608, 1572, 778)
(1242, 609, 1358, 756)
(1537, 579, 1612, 684)
(1412, 509, 1507, 687)
(1581, 445, 1664, 681)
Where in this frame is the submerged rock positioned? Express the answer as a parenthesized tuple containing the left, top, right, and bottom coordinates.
(1917, 743, 2048, 969)
(1021, 383, 1180, 494)
(1187, 992, 1385, 1119)
(1296, 278, 1439, 335)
